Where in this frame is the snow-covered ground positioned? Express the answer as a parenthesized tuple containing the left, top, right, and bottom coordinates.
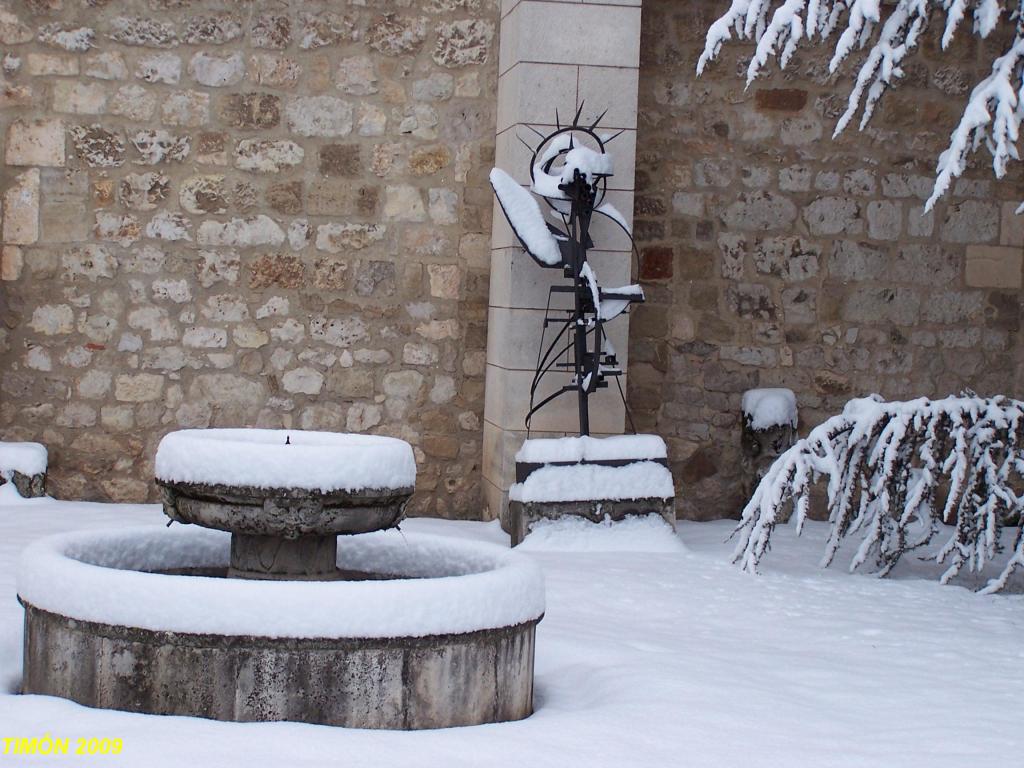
(1, 495, 1022, 767)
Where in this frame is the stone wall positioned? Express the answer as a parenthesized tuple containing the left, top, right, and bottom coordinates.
(630, 0, 1024, 520)
(0, 0, 498, 514)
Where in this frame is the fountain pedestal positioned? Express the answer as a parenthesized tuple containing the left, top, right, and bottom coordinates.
(158, 478, 412, 580)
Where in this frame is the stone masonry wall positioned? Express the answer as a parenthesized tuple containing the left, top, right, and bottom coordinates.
(630, 0, 1024, 520)
(0, 0, 497, 514)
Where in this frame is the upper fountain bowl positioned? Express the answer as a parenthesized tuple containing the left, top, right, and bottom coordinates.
(155, 428, 417, 539)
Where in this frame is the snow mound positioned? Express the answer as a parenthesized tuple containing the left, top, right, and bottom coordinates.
(742, 388, 798, 430)
(17, 526, 545, 639)
(510, 461, 674, 503)
(155, 429, 416, 493)
(519, 514, 683, 553)
(0, 441, 47, 480)
(516, 434, 667, 464)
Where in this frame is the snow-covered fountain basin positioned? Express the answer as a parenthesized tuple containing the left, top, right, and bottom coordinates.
(18, 429, 545, 729)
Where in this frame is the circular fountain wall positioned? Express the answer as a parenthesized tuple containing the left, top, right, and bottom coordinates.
(18, 429, 545, 729)
(19, 526, 544, 729)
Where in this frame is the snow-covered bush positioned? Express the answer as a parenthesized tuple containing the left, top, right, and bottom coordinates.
(734, 394, 1024, 593)
(698, 0, 1024, 211)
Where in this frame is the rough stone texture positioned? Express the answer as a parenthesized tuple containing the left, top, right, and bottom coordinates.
(0, 0, 497, 517)
(23, 602, 537, 729)
(629, 0, 1024, 521)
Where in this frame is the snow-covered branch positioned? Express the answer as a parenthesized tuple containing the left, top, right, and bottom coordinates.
(734, 395, 1024, 593)
(698, 0, 1024, 211)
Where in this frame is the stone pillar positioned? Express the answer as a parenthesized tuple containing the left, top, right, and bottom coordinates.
(483, 0, 643, 524)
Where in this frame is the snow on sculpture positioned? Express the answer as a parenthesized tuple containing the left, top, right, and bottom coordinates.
(697, 0, 1024, 210)
(489, 105, 643, 435)
(733, 394, 1024, 593)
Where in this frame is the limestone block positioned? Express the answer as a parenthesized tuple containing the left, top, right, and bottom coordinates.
(3, 168, 40, 245)
(188, 52, 244, 87)
(384, 186, 426, 221)
(6, 119, 65, 167)
(802, 196, 862, 236)
(942, 200, 999, 243)
(1, 245, 23, 280)
(83, 51, 126, 80)
(182, 14, 243, 45)
(489, 247, 631, 311)
(24, 53, 77, 76)
(434, 19, 494, 67)
(197, 216, 284, 248)
(147, 211, 192, 241)
(297, 10, 357, 50)
(965, 245, 1023, 289)
(866, 200, 902, 240)
(486, 305, 630, 372)
(234, 139, 303, 173)
(284, 96, 352, 137)
(161, 90, 210, 127)
(131, 129, 190, 165)
(484, 364, 625, 434)
(94, 212, 141, 246)
(250, 54, 301, 87)
(310, 315, 367, 348)
(282, 367, 325, 395)
(366, 14, 426, 56)
(62, 244, 116, 281)
(1000, 202, 1024, 247)
(720, 191, 797, 232)
(0, 5, 33, 44)
(250, 14, 291, 49)
(499, 2, 641, 71)
(315, 223, 385, 252)
(113, 372, 163, 403)
(120, 173, 169, 211)
(135, 53, 182, 84)
(71, 125, 125, 168)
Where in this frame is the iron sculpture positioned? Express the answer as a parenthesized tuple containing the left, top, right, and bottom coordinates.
(490, 104, 643, 436)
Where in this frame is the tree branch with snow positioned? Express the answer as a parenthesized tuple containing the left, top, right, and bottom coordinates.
(697, 0, 1024, 211)
(734, 395, 1024, 593)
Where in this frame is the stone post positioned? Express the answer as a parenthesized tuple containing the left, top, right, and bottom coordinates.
(482, 0, 643, 525)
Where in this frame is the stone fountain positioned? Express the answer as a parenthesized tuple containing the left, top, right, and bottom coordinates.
(19, 429, 544, 729)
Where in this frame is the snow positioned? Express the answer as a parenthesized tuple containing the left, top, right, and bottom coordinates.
(509, 461, 674, 503)
(735, 394, 1024, 592)
(0, 441, 47, 479)
(696, 0, 1020, 211)
(530, 137, 613, 200)
(16, 525, 543, 639)
(559, 146, 613, 184)
(154, 429, 416, 492)
(742, 387, 798, 430)
(489, 168, 562, 266)
(0, 497, 1022, 767)
(579, 262, 601, 317)
(518, 514, 683, 553)
(516, 434, 667, 464)
(599, 283, 643, 322)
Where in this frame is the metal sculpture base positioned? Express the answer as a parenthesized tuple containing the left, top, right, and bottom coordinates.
(506, 497, 676, 546)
